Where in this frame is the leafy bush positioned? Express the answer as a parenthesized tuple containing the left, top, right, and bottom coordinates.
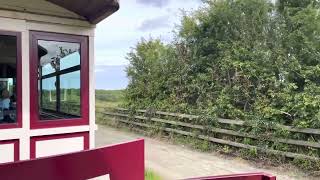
(125, 0, 320, 129)
(122, 2, 320, 170)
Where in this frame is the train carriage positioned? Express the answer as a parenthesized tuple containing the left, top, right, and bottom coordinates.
(0, 0, 119, 163)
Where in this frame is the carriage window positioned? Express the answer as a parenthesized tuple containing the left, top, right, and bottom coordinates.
(0, 35, 17, 124)
(38, 40, 81, 120)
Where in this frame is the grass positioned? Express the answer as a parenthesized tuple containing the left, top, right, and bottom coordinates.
(145, 169, 162, 180)
(95, 89, 124, 109)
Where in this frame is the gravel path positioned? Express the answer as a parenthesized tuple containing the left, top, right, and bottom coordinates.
(95, 125, 314, 180)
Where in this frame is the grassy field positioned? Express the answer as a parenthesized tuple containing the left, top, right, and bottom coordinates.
(95, 89, 124, 124)
(95, 89, 124, 108)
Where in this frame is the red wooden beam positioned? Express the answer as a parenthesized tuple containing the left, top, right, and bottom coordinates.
(184, 173, 276, 180)
(0, 139, 144, 180)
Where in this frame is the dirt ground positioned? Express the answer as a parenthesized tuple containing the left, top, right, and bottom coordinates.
(95, 125, 316, 180)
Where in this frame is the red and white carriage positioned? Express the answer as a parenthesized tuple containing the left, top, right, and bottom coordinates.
(0, 0, 119, 163)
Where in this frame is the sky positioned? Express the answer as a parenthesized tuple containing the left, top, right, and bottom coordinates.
(94, 0, 203, 90)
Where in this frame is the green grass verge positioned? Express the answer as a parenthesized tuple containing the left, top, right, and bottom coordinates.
(145, 169, 162, 180)
(95, 89, 124, 109)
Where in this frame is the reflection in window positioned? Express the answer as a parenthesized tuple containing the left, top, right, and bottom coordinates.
(38, 40, 81, 120)
(41, 77, 56, 111)
(0, 35, 17, 124)
(60, 71, 81, 116)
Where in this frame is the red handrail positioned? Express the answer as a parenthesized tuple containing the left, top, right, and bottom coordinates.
(0, 139, 144, 180)
(0, 138, 276, 180)
(184, 172, 276, 180)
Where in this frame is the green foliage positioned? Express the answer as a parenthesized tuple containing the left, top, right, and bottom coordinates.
(240, 149, 251, 158)
(123, 0, 320, 171)
(293, 157, 320, 171)
(125, 39, 176, 110)
(145, 169, 162, 180)
(96, 90, 124, 108)
(96, 90, 124, 102)
(95, 90, 124, 124)
(125, 0, 320, 129)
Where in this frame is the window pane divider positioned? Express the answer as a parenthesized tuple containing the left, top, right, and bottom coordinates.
(40, 65, 80, 80)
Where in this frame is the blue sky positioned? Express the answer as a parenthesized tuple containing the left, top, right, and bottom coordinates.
(94, 0, 202, 90)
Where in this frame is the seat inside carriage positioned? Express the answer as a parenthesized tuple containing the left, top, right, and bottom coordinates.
(0, 35, 17, 124)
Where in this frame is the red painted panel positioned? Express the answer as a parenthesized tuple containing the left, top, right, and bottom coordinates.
(0, 30, 22, 130)
(0, 139, 145, 180)
(29, 31, 89, 129)
(30, 132, 89, 159)
(0, 140, 19, 162)
(184, 173, 276, 180)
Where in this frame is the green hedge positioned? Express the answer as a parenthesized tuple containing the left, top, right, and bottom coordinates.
(125, 0, 320, 129)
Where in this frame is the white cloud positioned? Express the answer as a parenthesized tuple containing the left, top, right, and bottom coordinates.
(94, 0, 202, 66)
(136, 0, 170, 8)
(137, 15, 171, 31)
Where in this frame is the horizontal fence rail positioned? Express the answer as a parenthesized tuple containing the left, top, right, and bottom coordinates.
(98, 108, 320, 162)
(115, 108, 320, 135)
(184, 172, 276, 180)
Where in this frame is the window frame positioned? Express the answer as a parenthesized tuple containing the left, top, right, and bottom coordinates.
(30, 31, 89, 129)
(0, 30, 22, 129)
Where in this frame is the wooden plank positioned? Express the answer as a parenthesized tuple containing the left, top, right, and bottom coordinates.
(155, 111, 320, 135)
(197, 135, 320, 161)
(115, 108, 320, 135)
(136, 116, 205, 129)
(112, 117, 320, 161)
(104, 112, 129, 118)
(277, 125, 320, 135)
(151, 118, 320, 149)
(103, 112, 320, 149)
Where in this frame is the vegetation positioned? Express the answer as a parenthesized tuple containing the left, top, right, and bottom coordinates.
(122, 0, 320, 171)
(95, 90, 124, 123)
(126, 0, 320, 129)
(96, 90, 124, 108)
(145, 169, 162, 180)
(41, 89, 81, 116)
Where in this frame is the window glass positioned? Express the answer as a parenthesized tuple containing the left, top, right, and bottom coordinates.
(38, 40, 81, 120)
(60, 71, 81, 116)
(0, 35, 17, 124)
(41, 63, 55, 76)
(60, 52, 81, 70)
(40, 77, 56, 111)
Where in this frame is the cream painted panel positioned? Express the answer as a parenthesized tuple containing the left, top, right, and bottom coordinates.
(0, 0, 84, 19)
(36, 137, 84, 158)
(0, 129, 24, 141)
(0, 10, 91, 27)
(0, 17, 26, 31)
(0, 144, 15, 163)
(30, 126, 90, 137)
(20, 29, 30, 161)
(27, 21, 95, 36)
(89, 36, 96, 149)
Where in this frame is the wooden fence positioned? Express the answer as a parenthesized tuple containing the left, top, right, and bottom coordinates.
(98, 107, 320, 162)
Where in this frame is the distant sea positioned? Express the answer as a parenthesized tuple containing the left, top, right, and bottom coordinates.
(95, 65, 129, 90)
